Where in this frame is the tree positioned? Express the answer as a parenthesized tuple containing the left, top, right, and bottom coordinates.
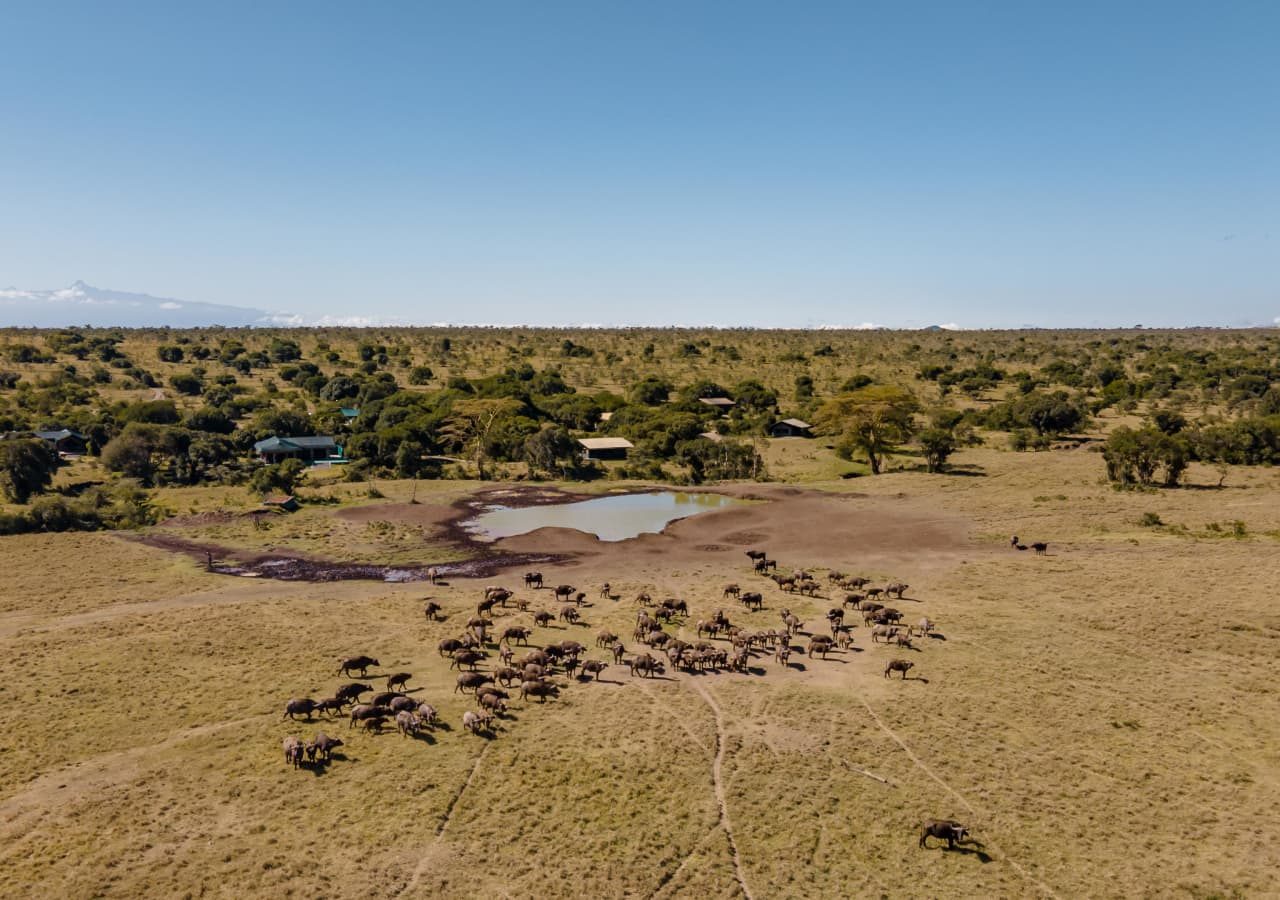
(169, 373, 204, 396)
(250, 408, 312, 440)
(794, 375, 814, 402)
(440, 398, 523, 479)
(268, 339, 302, 363)
(732, 379, 777, 414)
(319, 376, 360, 402)
(1103, 426, 1189, 487)
(119, 399, 180, 425)
(523, 426, 577, 477)
(676, 438, 764, 483)
(100, 427, 159, 484)
(629, 376, 672, 406)
(408, 366, 434, 385)
(184, 406, 236, 434)
(917, 428, 958, 473)
(815, 385, 919, 475)
(0, 438, 60, 503)
(250, 458, 307, 495)
(985, 390, 1086, 437)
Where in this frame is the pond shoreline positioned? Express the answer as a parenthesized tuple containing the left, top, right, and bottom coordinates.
(126, 484, 725, 583)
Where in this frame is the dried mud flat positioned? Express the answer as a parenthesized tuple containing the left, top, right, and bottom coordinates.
(133, 483, 979, 585)
(3, 464, 1279, 899)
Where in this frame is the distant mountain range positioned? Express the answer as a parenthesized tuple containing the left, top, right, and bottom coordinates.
(0, 281, 276, 328)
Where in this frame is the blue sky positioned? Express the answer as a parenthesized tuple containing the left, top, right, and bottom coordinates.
(1, 1, 1276, 327)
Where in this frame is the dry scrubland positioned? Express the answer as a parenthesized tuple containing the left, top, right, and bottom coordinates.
(1, 326, 1279, 897)
(1, 442, 1278, 898)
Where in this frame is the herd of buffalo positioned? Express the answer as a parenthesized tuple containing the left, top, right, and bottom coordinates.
(280, 546, 976, 850)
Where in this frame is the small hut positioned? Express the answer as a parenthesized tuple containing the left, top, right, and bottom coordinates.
(768, 418, 813, 438)
(32, 428, 88, 455)
(577, 437, 634, 461)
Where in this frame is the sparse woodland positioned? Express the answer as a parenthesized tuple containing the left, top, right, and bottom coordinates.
(2, 326, 1278, 528)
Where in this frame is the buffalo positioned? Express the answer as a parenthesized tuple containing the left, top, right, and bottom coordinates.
(283, 698, 318, 720)
(308, 732, 343, 761)
(283, 736, 305, 768)
(337, 655, 379, 677)
(919, 819, 969, 849)
(520, 679, 561, 703)
(884, 659, 915, 679)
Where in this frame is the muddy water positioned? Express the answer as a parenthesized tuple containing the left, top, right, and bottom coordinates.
(462, 491, 754, 543)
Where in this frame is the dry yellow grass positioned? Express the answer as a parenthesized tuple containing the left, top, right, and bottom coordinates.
(1, 445, 1278, 898)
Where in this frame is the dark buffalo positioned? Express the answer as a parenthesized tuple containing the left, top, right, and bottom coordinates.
(455, 672, 493, 693)
(919, 819, 969, 849)
(283, 698, 318, 720)
(885, 659, 915, 679)
(335, 682, 372, 704)
(580, 660, 609, 680)
(337, 656, 379, 677)
(520, 679, 561, 703)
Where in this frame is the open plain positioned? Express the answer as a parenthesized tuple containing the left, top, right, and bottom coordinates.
(2, 444, 1278, 899)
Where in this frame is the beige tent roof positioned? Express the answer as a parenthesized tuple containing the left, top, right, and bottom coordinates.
(577, 437, 634, 450)
(698, 431, 723, 442)
(778, 418, 812, 429)
(698, 397, 736, 407)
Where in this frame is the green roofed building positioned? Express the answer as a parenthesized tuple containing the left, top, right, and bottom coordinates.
(253, 435, 341, 463)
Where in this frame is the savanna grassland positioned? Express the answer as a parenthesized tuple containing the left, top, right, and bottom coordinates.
(1, 326, 1279, 898)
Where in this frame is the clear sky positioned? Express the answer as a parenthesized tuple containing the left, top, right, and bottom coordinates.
(1, 1, 1277, 328)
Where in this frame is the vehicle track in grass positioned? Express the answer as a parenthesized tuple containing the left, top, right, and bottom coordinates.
(859, 696, 1062, 899)
(690, 679, 755, 900)
(397, 742, 491, 897)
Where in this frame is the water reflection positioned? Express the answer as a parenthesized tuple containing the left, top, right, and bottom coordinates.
(464, 491, 752, 543)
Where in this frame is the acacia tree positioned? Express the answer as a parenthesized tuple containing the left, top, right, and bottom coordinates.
(815, 385, 919, 474)
(441, 398, 523, 479)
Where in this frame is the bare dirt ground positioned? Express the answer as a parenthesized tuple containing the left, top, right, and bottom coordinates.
(1, 449, 1278, 898)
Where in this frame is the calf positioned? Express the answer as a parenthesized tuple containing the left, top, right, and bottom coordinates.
(463, 709, 494, 734)
(283, 736, 305, 768)
(308, 732, 343, 762)
(314, 697, 345, 716)
(396, 710, 420, 737)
